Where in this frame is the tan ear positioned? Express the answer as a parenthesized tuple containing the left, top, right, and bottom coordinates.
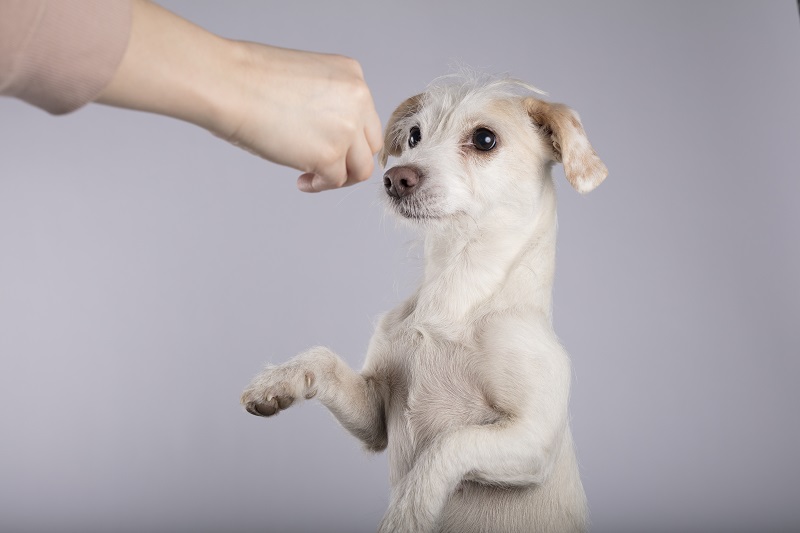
(524, 97, 607, 193)
(379, 94, 424, 168)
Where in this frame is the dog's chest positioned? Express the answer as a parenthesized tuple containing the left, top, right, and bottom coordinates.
(385, 320, 502, 449)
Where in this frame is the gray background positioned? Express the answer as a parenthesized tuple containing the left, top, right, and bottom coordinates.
(1, 1, 799, 532)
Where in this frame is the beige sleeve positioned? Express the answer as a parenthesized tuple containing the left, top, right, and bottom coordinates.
(0, 0, 132, 115)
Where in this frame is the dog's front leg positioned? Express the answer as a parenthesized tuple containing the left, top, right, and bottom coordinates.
(241, 346, 387, 450)
(377, 419, 564, 533)
(376, 456, 451, 533)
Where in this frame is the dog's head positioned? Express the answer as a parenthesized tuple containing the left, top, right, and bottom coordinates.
(379, 75, 607, 224)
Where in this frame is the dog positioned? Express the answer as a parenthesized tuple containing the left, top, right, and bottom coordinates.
(241, 73, 607, 533)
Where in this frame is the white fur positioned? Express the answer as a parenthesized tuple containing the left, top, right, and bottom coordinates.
(241, 74, 606, 532)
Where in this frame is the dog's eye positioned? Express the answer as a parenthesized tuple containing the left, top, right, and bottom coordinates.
(409, 126, 422, 149)
(472, 128, 497, 151)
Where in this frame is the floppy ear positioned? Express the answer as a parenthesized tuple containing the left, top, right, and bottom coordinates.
(524, 97, 607, 194)
(379, 94, 424, 168)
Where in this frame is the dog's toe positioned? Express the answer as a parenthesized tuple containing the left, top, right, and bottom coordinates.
(276, 395, 294, 409)
(245, 398, 278, 417)
(256, 401, 278, 416)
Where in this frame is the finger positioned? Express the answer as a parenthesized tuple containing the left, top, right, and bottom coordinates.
(297, 161, 348, 193)
(297, 171, 345, 193)
(297, 173, 319, 193)
(312, 158, 348, 191)
(343, 136, 375, 187)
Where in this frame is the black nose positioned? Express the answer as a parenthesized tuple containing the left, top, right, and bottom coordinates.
(384, 166, 422, 198)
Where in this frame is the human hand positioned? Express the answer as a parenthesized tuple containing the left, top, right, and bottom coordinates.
(94, 1, 381, 192)
(217, 44, 383, 192)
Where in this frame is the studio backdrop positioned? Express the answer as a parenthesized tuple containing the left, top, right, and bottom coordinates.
(1, 1, 799, 532)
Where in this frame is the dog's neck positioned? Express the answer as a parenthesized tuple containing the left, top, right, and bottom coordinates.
(414, 178, 558, 325)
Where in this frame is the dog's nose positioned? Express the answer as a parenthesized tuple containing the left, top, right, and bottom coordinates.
(383, 166, 422, 198)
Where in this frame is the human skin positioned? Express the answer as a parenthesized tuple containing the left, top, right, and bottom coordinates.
(96, 0, 383, 192)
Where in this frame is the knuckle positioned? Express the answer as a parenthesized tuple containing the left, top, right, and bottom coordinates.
(318, 145, 342, 168)
(351, 166, 372, 185)
(338, 55, 363, 77)
(347, 85, 373, 115)
(348, 78, 369, 100)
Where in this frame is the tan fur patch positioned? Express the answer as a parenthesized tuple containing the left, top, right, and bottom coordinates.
(379, 94, 424, 167)
(523, 97, 608, 193)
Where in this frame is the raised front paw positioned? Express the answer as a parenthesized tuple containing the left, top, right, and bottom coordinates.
(240, 347, 333, 417)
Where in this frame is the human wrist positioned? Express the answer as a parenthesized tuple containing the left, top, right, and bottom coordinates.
(198, 38, 263, 143)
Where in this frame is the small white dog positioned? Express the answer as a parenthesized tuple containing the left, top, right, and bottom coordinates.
(241, 73, 607, 533)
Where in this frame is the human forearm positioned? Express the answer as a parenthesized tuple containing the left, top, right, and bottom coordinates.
(95, 0, 236, 134)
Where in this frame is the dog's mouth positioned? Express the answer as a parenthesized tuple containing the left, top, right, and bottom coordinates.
(388, 194, 443, 221)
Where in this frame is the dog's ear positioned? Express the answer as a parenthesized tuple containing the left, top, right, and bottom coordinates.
(524, 97, 607, 194)
(379, 94, 424, 168)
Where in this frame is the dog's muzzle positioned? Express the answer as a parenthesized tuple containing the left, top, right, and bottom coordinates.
(383, 165, 423, 198)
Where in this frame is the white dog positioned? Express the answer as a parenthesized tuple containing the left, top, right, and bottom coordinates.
(241, 73, 607, 533)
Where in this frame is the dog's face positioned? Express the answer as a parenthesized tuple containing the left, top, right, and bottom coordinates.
(379, 77, 607, 225)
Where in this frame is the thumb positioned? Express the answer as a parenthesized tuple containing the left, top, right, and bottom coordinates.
(297, 173, 320, 193)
